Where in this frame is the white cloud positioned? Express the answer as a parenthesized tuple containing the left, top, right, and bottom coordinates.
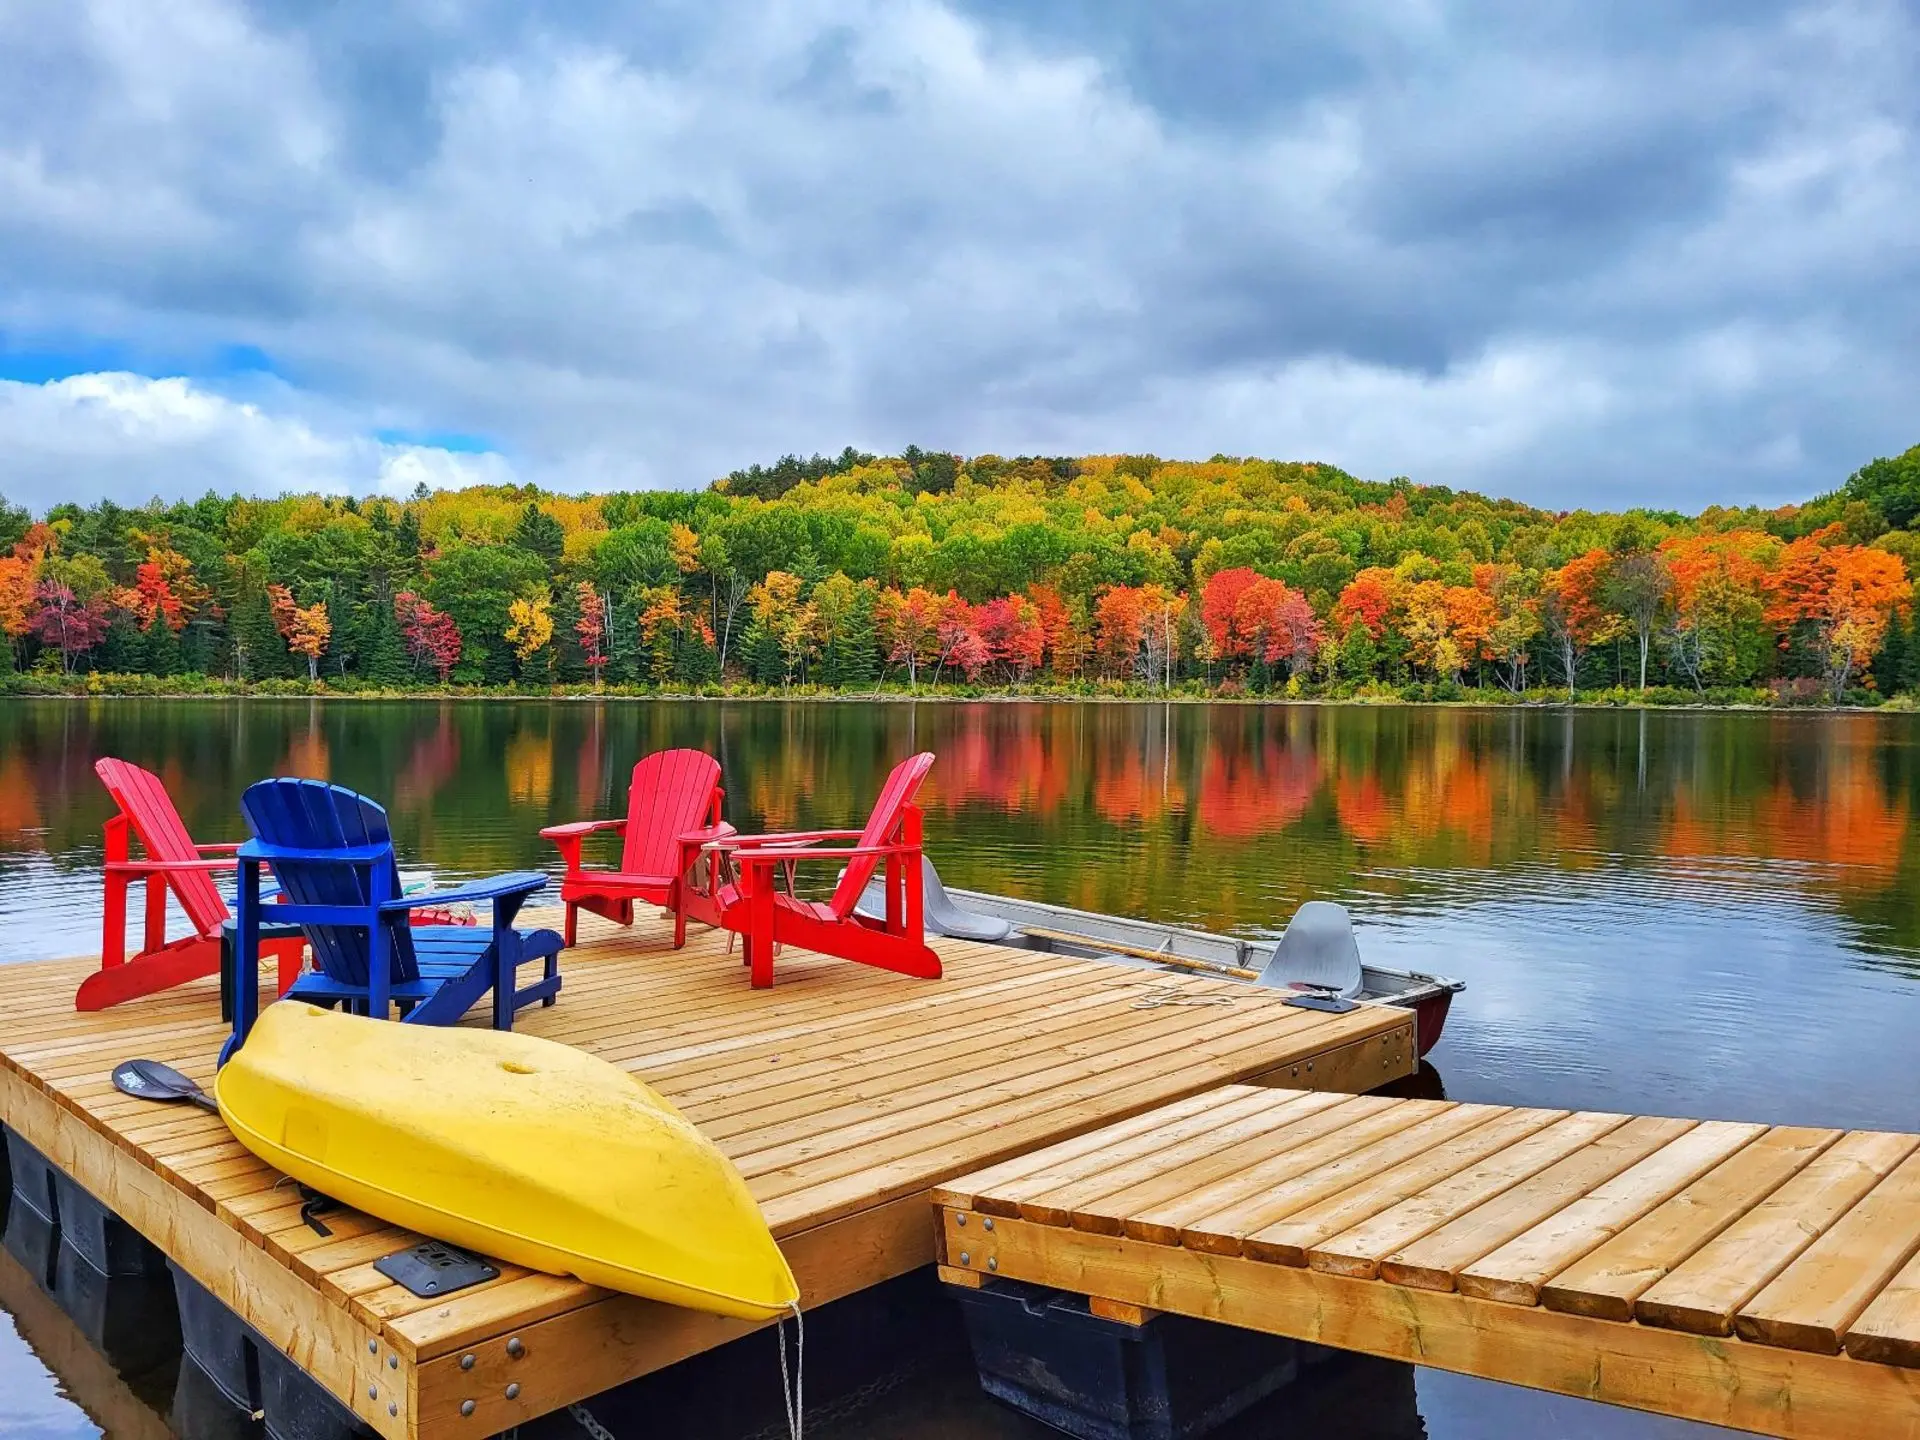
(0, 372, 514, 507)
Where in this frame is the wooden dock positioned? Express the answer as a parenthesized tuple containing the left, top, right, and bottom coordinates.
(0, 910, 1414, 1440)
(934, 1085, 1920, 1440)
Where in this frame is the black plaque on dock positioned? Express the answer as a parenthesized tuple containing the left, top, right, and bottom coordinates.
(373, 1241, 499, 1297)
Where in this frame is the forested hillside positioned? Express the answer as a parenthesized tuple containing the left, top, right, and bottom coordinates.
(2, 444, 1917, 704)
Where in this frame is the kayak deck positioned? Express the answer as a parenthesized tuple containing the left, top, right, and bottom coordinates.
(0, 905, 1415, 1440)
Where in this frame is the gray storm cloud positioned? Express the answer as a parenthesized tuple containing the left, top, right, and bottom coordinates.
(0, 0, 1913, 510)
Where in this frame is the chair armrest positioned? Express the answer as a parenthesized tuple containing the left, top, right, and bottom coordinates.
(719, 829, 865, 849)
(377, 871, 547, 912)
(737, 843, 917, 865)
(194, 842, 244, 854)
(239, 839, 392, 864)
(105, 857, 243, 875)
(538, 819, 628, 841)
(678, 822, 737, 845)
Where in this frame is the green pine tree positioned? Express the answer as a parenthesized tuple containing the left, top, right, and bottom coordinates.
(1872, 613, 1907, 696)
(98, 615, 145, 674)
(231, 592, 293, 679)
(605, 598, 642, 684)
(744, 621, 783, 685)
(674, 629, 720, 686)
(143, 621, 183, 678)
(358, 601, 410, 687)
(823, 602, 879, 688)
(180, 616, 224, 677)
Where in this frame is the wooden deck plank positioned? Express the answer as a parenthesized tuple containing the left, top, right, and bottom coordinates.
(1379, 1116, 1699, 1292)
(1635, 1131, 1920, 1337)
(1011, 1089, 1339, 1226)
(1540, 1126, 1840, 1321)
(1244, 1106, 1570, 1266)
(1736, 1150, 1920, 1354)
(928, 1086, 1247, 1212)
(1457, 1120, 1767, 1306)
(1119, 1099, 1454, 1249)
(1308, 1111, 1630, 1279)
(1847, 1247, 1920, 1368)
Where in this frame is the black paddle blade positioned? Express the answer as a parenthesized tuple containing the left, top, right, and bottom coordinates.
(112, 1059, 219, 1112)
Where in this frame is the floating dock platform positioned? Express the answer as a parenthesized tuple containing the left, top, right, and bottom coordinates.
(935, 1084, 1920, 1440)
(0, 910, 1413, 1439)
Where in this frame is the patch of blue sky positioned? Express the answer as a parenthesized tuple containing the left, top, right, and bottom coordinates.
(373, 427, 500, 454)
(0, 334, 283, 384)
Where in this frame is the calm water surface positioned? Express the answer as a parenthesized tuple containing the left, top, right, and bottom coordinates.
(3, 699, 1918, 1439)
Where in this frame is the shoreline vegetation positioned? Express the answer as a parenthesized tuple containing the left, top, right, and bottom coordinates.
(2, 444, 1918, 710)
(5, 673, 1915, 713)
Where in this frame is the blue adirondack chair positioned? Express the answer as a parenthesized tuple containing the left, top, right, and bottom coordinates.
(223, 778, 564, 1063)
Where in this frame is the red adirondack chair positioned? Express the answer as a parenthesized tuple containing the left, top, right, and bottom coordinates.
(79, 759, 306, 1012)
(683, 752, 941, 988)
(540, 748, 731, 948)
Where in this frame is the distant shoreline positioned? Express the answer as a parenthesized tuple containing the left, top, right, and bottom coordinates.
(1, 679, 1909, 714)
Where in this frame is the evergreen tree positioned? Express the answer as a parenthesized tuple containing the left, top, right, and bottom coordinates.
(231, 591, 293, 679)
(98, 615, 144, 673)
(744, 621, 783, 685)
(144, 621, 183, 678)
(674, 631, 720, 686)
(605, 597, 642, 684)
(512, 504, 566, 567)
(823, 601, 879, 687)
(181, 616, 225, 676)
(1873, 613, 1908, 696)
(357, 601, 410, 686)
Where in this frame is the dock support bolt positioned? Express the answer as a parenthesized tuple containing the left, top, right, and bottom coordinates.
(506, 1336, 525, 1358)
(955, 1213, 966, 1226)
(983, 1217, 995, 1231)
(388, 1355, 399, 1369)
(959, 1251, 970, 1265)
(368, 1340, 379, 1354)
(460, 1353, 475, 1370)
(988, 1258, 998, 1272)
(461, 1401, 476, 1418)
(506, 1383, 521, 1400)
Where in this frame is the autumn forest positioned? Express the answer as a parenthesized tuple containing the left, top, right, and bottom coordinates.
(3, 442, 1919, 706)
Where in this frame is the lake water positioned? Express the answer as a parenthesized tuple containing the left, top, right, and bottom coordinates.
(2, 698, 1917, 1439)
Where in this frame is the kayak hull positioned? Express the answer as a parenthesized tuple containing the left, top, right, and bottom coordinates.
(216, 1003, 798, 1321)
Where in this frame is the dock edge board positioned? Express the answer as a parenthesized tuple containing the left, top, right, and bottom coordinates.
(934, 1210, 1920, 1440)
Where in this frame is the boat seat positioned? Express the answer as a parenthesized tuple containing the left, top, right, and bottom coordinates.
(856, 858, 1012, 943)
(1256, 900, 1365, 998)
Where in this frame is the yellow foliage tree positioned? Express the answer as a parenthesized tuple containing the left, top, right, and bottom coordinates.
(505, 590, 554, 674)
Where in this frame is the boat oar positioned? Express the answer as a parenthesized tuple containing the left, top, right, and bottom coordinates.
(110, 1059, 219, 1113)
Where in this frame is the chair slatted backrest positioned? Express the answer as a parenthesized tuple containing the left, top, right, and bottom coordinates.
(94, 757, 229, 936)
(239, 778, 420, 986)
(619, 749, 723, 876)
(828, 752, 936, 919)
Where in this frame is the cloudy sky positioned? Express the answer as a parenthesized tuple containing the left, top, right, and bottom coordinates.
(0, 1, 1914, 513)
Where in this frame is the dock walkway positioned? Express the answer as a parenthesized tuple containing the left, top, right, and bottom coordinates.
(0, 910, 1413, 1440)
(934, 1084, 1920, 1439)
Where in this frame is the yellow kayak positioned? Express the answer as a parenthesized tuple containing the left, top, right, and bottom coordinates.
(216, 1003, 798, 1321)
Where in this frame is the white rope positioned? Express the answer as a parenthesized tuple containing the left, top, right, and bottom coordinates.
(776, 1300, 805, 1440)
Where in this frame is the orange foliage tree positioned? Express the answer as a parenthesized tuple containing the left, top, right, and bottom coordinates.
(267, 585, 331, 680)
(1764, 527, 1913, 698)
(1539, 550, 1618, 698)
